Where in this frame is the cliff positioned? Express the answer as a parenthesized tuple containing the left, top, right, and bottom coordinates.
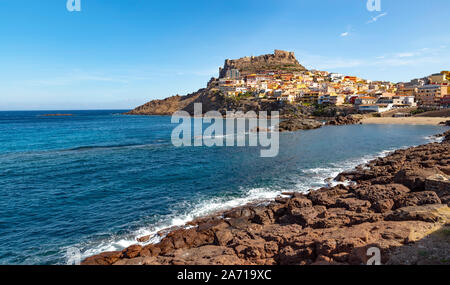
(126, 50, 306, 116)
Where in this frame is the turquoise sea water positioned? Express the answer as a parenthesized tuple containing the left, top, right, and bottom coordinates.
(0, 110, 447, 264)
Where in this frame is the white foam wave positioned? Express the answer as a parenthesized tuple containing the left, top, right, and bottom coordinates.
(424, 135, 444, 143)
(75, 187, 281, 263)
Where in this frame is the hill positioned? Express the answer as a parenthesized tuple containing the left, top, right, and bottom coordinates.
(126, 50, 305, 116)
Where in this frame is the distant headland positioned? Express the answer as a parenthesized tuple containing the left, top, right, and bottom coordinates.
(39, 114, 74, 117)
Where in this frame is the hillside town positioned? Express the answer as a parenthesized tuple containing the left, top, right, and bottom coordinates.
(209, 66, 450, 114)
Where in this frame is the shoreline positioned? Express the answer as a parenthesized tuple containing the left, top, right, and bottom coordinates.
(82, 129, 450, 265)
(361, 117, 448, 126)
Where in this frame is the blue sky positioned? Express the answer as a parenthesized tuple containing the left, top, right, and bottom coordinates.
(0, 0, 449, 110)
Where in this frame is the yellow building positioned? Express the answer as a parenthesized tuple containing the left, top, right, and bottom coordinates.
(298, 91, 320, 104)
(397, 87, 417, 97)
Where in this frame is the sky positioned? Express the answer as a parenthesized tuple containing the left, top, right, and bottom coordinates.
(0, 0, 449, 110)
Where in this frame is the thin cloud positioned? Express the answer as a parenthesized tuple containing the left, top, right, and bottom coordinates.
(340, 25, 352, 37)
(395, 52, 416, 58)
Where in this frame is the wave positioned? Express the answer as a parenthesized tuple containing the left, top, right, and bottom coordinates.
(424, 135, 444, 143)
(75, 187, 281, 263)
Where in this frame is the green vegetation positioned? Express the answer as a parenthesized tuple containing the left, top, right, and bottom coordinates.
(410, 108, 427, 115)
(237, 91, 254, 98)
(312, 104, 336, 117)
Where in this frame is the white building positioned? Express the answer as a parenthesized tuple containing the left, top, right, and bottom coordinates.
(358, 104, 393, 113)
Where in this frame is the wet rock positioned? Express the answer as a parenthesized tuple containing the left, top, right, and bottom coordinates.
(137, 235, 150, 243)
(439, 120, 450, 126)
(81, 251, 122, 265)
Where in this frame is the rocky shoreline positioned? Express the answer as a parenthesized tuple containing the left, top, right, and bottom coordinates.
(82, 130, 450, 265)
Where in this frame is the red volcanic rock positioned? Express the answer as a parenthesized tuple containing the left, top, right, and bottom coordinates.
(137, 235, 150, 243)
(396, 191, 441, 208)
(372, 199, 395, 213)
(327, 115, 363, 126)
(214, 230, 233, 246)
(307, 187, 349, 207)
(139, 244, 161, 257)
(287, 197, 313, 213)
(394, 168, 442, 191)
(335, 198, 371, 212)
(386, 204, 448, 223)
(81, 251, 122, 265)
(121, 244, 142, 259)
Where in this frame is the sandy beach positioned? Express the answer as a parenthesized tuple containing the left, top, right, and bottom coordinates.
(361, 117, 448, 125)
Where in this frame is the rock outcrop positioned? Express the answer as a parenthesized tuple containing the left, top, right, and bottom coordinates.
(219, 50, 306, 78)
(327, 115, 363, 126)
(277, 118, 323, 132)
(82, 132, 450, 266)
(440, 120, 450, 126)
(126, 89, 227, 116)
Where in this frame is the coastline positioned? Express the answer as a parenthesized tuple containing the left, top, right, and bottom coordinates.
(82, 129, 450, 265)
(361, 117, 448, 125)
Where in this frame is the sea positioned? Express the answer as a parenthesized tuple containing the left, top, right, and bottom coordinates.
(0, 110, 446, 264)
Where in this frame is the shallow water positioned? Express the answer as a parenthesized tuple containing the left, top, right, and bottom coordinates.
(0, 110, 446, 264)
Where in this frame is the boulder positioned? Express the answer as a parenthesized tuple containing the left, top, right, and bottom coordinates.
(81, 251, 122, 265)
(121, 244, 142, 259)
(354, 183, 410, 212)
(395, 191, 441, 208)
(327, 115, 363, 126)
(394, 168, 440, 191)
(278, 118, 323, 132)
(386, 204, 449, 223)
